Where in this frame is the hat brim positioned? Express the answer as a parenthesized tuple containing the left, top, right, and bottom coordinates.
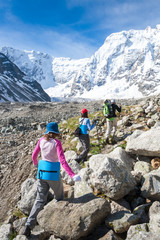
(45, 130, 60, 134)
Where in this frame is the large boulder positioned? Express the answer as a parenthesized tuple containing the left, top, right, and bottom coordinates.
(107, 147, 135, 171)
(37, 195, 111, 240)
(141, 169, 160, 201)
(17, 178, 54, 215)
(125, 130, 143, 142)
(126, 128, 160, 157)
(88, 154, 136, 200)
(17, 178, 37, 215)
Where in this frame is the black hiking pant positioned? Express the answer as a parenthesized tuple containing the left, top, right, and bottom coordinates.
(75, 134, 90, 163)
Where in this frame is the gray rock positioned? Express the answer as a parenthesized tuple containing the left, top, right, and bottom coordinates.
(48, 236, 62, 240)
(107, 147, 135, 171)
(133, 203, 150, 224)
(125, 129, 143, 142)
(61, 160, 81, 185)
(126, 223, 159, 240)
(105, 210, 139, 233)
(110, 199, 131, 214)
(126, 232, 160, 240)
(76, 141, 83, 152)
(133, 161, 153, 175)
(141, 169, 160, 201)
(18, 178, 37, 215)
(126, 128, 160, 156)
(64, 150, 78, 162)
(37, 196, 111, 240)
(152, 121, 160, 128)
(83, 228, 123, 240)
(13, 236, 28, 240)
(74, 181, 93, 198)
(131, 123, 144, 130)
(89, 154, 136, 200)
(147, 119, 156, 128)
(151, 113, 160, 121)
(13, 217, 27, 234)
(0, 224, 12, 240)
(149, 201, 160, 233)
(122, 116, 132, 127)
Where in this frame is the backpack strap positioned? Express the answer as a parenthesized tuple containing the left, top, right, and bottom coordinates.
(79, 118, 85, 125)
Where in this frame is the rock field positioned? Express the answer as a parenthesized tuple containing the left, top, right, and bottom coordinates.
(0, 94, 160, 240)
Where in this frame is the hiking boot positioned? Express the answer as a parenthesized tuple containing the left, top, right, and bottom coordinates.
(111, 139, 117, 145)
(106, 138, 109, 144)
(22, 225, 31, 237)
(111, 136, 117, 145)
(74, 158, 81, 164)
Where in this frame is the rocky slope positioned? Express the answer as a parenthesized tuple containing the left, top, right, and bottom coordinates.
(0, 53, 51, 102)
(0, 95, 160, 239)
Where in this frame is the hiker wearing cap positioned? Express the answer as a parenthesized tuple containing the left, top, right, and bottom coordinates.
(103, 99, 121, 144)
(74, 108, 96, 163)
(22, 122, 81, 237)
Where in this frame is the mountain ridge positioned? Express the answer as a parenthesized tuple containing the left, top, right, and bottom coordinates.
(0, 53, 51, 102)
(1, 25, 160, 101)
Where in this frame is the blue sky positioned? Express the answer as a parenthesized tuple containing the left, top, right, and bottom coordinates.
(0, 0, 160, 59)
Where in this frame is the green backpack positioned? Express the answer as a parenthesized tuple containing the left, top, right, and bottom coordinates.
(103, 103, 114, 118)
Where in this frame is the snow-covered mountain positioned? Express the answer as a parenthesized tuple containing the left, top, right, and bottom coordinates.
(1, 25, 160, 101)
(0, 53, 51, 102)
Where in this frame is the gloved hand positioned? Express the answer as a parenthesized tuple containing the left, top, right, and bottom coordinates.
(73, 174, 81, 182)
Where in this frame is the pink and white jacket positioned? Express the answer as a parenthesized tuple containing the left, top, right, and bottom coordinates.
(32, 137, 75, 178)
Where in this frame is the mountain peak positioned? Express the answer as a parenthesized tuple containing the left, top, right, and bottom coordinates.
(1, 25, 160, 101)
(0, 52, 51, 102)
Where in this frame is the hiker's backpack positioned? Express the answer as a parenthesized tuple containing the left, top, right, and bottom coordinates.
(74, 118, 84, 137)
(74, 127, 81, 137)
(103, 103, 114, 118)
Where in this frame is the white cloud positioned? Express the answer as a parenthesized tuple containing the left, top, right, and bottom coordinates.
(37, 28, 97, 58)
(66, 0, 160, 33)
(0, 0, 98, 58)
(1, 0, 160, 59)
(0, 23, 97, 58)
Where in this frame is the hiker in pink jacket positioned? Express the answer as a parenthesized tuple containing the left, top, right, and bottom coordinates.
(22, 122, 81, 237)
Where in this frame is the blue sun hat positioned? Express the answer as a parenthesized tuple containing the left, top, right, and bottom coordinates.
(45, 122, 60, 134)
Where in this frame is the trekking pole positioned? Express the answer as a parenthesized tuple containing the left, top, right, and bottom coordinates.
(95, 123, 101, 149)
(94, 117, 105, 149)
(92, 117, 100, 149)
(119, 113, 125, 141)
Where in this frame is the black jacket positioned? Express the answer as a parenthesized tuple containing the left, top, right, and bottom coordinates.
(111, 103, 121, 117)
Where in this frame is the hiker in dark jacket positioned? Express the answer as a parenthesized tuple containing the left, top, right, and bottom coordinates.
(103, 99, 121, 144)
